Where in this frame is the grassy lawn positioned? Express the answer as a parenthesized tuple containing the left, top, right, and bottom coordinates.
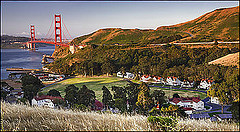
(41, 76, 130, 101)
(150, 86, 207, 100)
(41, 77, 206, 101)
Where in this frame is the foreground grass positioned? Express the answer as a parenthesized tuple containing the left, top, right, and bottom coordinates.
(41, 76, 130, 101)
(1, 102, 239, 131)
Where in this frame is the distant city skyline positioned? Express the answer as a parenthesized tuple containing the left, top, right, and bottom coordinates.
(1, 1, 239, 39)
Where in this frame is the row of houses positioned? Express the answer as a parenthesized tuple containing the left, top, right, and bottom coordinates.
(168, 96, 204, 114)
(140, 75, 215, 89)
(29, 72, 65, 82)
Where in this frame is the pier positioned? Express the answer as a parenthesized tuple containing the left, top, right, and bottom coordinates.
(6, 68, 42, 71)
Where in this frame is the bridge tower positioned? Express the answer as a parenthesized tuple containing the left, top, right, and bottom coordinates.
(54, 14, 62, 49)
(30, 25, 36, 50)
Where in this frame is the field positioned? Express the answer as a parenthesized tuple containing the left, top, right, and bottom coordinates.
(41, 76, 130, 101)
(132, 80, 207, 99)
(41, 76, 207, 101)
(1, 102, 239, 131)
(150, 87, 207, 100)
(208, 52, 239, 68)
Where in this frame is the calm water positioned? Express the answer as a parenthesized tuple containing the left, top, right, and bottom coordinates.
(1, 46, 55, 79)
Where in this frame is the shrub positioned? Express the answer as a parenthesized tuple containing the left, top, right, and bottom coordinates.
(147, 115, 177, 131)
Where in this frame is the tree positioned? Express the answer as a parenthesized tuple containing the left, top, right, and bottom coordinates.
(64, 84, 79, 106)
(151, 90, 166, 106)
(101, 58, 115, 76)
(77, 85, 96, 108)
(136, 82, 153, 115)
(102, 86, 114, 109)
(173, 93, 180, 98)
(125, 83, 140, 112)
(21, 75, 44, 104)
(208, 82, 233, 113)
(47, 89, 61, 97)
(228, 101, 239, 122)
(112, 86, 127, 112)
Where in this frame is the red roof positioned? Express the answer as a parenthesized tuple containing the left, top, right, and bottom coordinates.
(183, 107, 193, 110)
(169, 97, 201, 104)
(93, 99, 103, 111)
(34, 95, 64, 101)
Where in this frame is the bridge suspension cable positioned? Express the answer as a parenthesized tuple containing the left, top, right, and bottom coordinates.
(44, 18, 54, 40)
(62, 20, 73, 40)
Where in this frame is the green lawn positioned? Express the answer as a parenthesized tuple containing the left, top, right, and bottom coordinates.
(150, 86, 207, 100)
(41, 76, 130, 101)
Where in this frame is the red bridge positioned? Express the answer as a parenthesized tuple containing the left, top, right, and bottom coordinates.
(26, 14, 72, 49)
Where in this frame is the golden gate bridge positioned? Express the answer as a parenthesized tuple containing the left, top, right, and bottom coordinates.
(26, 14, 75, 51)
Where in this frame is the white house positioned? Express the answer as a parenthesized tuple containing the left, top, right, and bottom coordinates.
(117, 71, 124, 78)
(169, 97, 204, 111)
(152, 76, 165, 84)
(166, 77, 181, 86)
(140, 75, 152, 82)
(181, 80, 194, 88)
(210, 97, 220, 104)
(117, 72, 135, 79)
(32, 95, 64, 108)
(198, 79, 215, 89)
(124, 72, 135, 79)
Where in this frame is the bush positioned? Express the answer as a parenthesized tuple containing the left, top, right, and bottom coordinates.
(147, 115, 178, 131)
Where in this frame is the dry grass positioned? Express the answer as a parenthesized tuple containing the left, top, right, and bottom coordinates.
(208, 52, 239, 68)
(1, 102, 239, 131)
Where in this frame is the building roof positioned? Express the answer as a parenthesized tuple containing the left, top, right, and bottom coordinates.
(33, 95, 64, 101)
(169, 97, 201, 104)
(93, 99, 103, 110)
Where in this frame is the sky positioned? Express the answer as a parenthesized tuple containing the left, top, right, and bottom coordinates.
(1, 1, 239, 39)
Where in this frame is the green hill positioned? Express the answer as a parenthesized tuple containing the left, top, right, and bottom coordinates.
(71, 6, 239, 45)
(71, 28, 188, 45)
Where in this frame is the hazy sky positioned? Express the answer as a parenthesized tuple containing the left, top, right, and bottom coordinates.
(1, 1, 239, 39)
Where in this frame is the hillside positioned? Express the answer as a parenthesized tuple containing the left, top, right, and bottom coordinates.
(71, 28, 188, 45)
(208, 52, 239, 68)
(71, 6, 239, 45)
(157, 6, 239, 42)
(1, 102, 239, 131)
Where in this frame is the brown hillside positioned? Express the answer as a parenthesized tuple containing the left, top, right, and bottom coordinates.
(208, 52, 239, 68)
(156, 6, 239, 41)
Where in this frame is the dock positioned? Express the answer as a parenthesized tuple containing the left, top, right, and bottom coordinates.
(6, 68, 42, 71)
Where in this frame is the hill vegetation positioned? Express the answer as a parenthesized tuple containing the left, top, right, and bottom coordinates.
(157, 6, 239, 42)
(1, 102, 239, 131)
(70, 6, 239, 45)
(71, 28, 188, 45)
(208, 52, 239, 68)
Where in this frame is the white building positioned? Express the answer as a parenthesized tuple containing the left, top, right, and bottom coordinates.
(166, 77, 181, 86)
(140, 75, 152, 82)
(198, 79, 215, 89)
(124, 72, 135, 79)
(181, 80, 194, 88)
(32, 95, 64, 108)
(210, 97, 220, 104)
(117, 72, 135, 79)
(169, 97, 204, 111)
(152, 76, 165, 84)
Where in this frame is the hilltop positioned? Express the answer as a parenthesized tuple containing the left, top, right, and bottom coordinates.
(157, 6, 239, 42)
(208, 52, 239, 68)
(71, 28, 188, 45)
(71, 6, 239, 45)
